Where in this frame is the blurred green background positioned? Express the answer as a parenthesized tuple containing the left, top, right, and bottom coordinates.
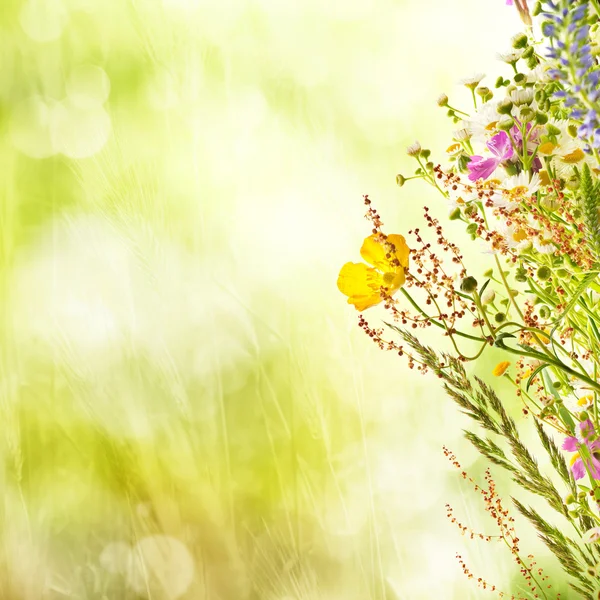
(0, 1, 569, 598)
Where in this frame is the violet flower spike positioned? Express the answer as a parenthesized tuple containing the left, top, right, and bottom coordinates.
(467, 131, 514, 182)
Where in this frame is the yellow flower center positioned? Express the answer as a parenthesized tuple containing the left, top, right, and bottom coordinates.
(578, 395, 594, 407)
(382, 272, 396, 286)
(446, 143, 461, 154)
(512, 228, 527, 242)
(485, 121, 498, 131)
(538, 141, 557, 155)
(562, 148, 585, 164)
(509, 185, 529, 197)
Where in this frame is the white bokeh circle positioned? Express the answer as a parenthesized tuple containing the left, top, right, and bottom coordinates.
(9, 95, 60, 158)
(19, 0, 69, 42)
(52, 99, 111, 159)
(127, 535, 194, 599)
(66, 65, 111, 109)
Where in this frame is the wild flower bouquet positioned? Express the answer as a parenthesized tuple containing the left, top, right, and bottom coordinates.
(337, 1, 600, 598)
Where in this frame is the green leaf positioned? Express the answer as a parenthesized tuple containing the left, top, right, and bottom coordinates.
(526, 363, 549, 391)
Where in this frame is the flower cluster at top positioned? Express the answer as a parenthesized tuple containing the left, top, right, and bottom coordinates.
(337, 2, 600, 597)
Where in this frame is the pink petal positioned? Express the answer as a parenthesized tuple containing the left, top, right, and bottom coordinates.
(467, 157, 499, 182)
(572, 458, 586, 480)
(487, 131, 513, 161)
(562, 436, 578, 452)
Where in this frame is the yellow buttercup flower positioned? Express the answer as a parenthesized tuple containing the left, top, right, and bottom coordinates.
(337, 233, 410, 311)
(492, 361, 511, 377)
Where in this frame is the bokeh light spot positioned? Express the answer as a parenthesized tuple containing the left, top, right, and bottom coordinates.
(9, 95, 60, 158)
(66, 64, 111, 108)
(19, 0, 69, 42)
(52, 99, 111, 159)
(127, 535, 194, 599)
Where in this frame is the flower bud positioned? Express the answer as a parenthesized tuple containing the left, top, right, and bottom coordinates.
(497, 98, 514, 115)
(466, 223, 478, 235)
(564, 493, 576, 506)
(515, 267, 528, 283)
(449, 207, 461, 221)
(519, 106, 535, 123)
(481, 288, 495, 305)
(539, 305, 550, 319)
(396, 174, 406, 187)
(495, 76, 505, 89)
(537, 266, 552, 281)
(526, 56, 538, 70)
(483, 268, 493, 278)
(565, 176, 580, 190)
(460, 276, 478, 294)
(476, 86, 490, 97)
(535, 111, 548, 125)
(514, 73, 526, 85)
(494, 312, 506, 323)
(437, 93, 449, 107)
(569, 510, 580, 519)
(421, 149, 431, 160)
(580, 411, 590, 421)
(532, 1, 542, 16)
(522, 45, 534, 58)
(546, 123, 561, 137)
(498, 117, 515, 132)
(464, 203, 478, 217)
(406, 142, 422, 157)
(512, 33, 528, 49)
(568, 124, 578, 138)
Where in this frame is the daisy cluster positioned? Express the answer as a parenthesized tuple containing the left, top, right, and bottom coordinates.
(338, 2, 600, 596)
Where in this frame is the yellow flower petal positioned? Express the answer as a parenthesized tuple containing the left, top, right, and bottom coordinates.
(359, 233, 410, 271)
(337, 262, 383, 311)
(492, 361, 511, 377)
(387, 234, 410, 269)
(360, 235, 389, 270)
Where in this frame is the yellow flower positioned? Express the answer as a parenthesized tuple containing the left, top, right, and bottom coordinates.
(492, 361, 511, 377)
(337, 234, 410, 311)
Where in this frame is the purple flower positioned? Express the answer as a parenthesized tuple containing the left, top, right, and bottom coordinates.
(563, 419, 600, 480)
(467, 131, 514, 182)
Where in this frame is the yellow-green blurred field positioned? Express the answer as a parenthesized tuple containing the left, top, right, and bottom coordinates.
(0, 1, 571, 598)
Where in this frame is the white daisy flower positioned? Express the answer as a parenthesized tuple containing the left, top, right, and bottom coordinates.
(452, 128, 472, 142)
(564, 389, 594, 415)
(498, 49, 524, 64)
(459, 73, 485, 89)
(538, 120, 591, 178)
(462, 101, 501, 144)
(498, 222, 532, 251)
(491, 172, 541, 209)
(532, 229, 556, 254)
(406, 141, 422, 157)
(510, 88, 534, 106)
(526, 64, 551, 84)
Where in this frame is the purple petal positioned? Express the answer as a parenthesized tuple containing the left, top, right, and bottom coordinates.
(563, 436, 578, 452)
(467, 156, 499, 181)
(487, 131, 514, 160)
(572, 458, 585, 480)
